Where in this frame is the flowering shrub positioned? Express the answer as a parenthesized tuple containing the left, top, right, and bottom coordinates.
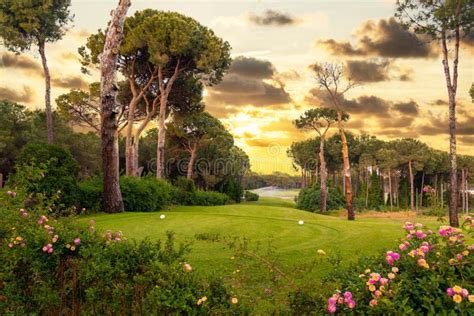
(290, 217, 474, 314)
(0, 192, 245, 314)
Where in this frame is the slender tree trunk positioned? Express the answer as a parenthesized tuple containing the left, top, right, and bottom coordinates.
(365, 171, 369, 209)
(441, 28, 460, 226)
(99, 0, 130, 213)
(420, 171, 425, 208)
(388, 169, 393, 211)
(408, 160, 414, 211)
(337, 111, 354, 220)
(38, 41, 54, 144)
(156, 94, 167, 179)
(319, 136, 328, 213)
(187, 145, 197, 180)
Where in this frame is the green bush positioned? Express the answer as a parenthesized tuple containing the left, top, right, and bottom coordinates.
(193, 190, 230, 206)
(76, 177, 102, 212)
(9, 143, 79, 209)
(295, 186, 345, 212)
(0, 194, 245, 314)
(289, 219, 474, 314)
(120, 176, 173, 212)
(75, 177, 173, 213)
(244, 191, 259, 201)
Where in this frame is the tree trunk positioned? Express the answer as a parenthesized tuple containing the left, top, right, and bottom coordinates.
(420, 171, 425, 208)
(99, 0, 130, 213)
(337, 111, 354, 220)
(38, 41, 54, 144)
(388, 169, 393, 211)
(156, 94, 167, 179)
(187, 145, 197, 180)
(441, 28, 460, 226)
(408, 160, 414, 211)
(319, 136, 328, 213)
(365, 171, 369, 209)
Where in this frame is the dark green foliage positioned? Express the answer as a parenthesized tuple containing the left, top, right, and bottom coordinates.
(76, 177, 173, 212)
(10, 143, 79, 208)
(244, 191, 259, 202)
(0, 194, 243, 314)
(296, 187, 345, 212)
(76, 177, 102, 212)
(367, 172, 383, 209)
(193, 191, 231, 206)
(119, 177, 173, 212)
(399, 177, 410, 209)
(219, 177, 242, 203)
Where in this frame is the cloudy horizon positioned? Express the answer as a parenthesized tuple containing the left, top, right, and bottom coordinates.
(0, 0, 472, 174)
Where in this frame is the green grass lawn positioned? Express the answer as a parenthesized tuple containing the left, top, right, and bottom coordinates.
(76, 198, 447, 311)
(77, 197, 442, 275)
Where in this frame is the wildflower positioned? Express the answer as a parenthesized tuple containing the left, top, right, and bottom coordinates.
(8, 243, 13, 248)
(52, 235, 58, 243)
(231, 297, 238, 304)
(385, 251, 400, 265)
(420, 245, 429, 253)
(404, 222, 414, 231)
(327, 304, 336, 314)
(368, 284, 376, 292)
(462, 250, 469, 256)
(374, 290, 382, 298)
(417, 258, 429, 269)
(415, 230, 426, 239)
(456, 254, 463, 261)
(461, 288, 469, 298)
(407, 234, 413, 240)
(328, 296, 337, 305)
(391, 267, 399, 273)
(66, 244, 71, 249)
(380, 278, 388, 285)
(408, 250, 416, 257)
(183, 263, 193, 272)
(74, 238, 81, 245)
(369, 299, 377, 307)
(317, 249, 326, 256)
(343, 291, 352, 300)
(399, 243, 407, 251)
(388, 273, 396, 280)
(453, 294, 462, 304)
(346, 299, 356, 309)
(447, 288, 454, 296)
(469, 295, 474, 303)
(453, 286, 462, 294)
(71, 246, 76, 251)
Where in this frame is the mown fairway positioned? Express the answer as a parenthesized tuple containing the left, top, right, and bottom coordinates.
(77, 198, 442, 277)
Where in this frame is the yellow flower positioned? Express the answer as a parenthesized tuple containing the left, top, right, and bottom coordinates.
(449, 259, 456, 265)
(453, 286, 462, 294)
(317, 249, 326, 256)
(453, 294, 462, 304)
(231, 297, 238, 304)
(468, 295, 474, 303)
(364, 269, 371, 274)
(197, 296, 208, 305)
(15, 236, 23, 241)
(462, 250, 469, 256)
(66, 244, 71, 249)
(449, 236, 457, 243)
(388, 273, 396, 280)
(379, 286, 385, 292)
(369, 285, 376, 292)
(359, 274, 365, 278)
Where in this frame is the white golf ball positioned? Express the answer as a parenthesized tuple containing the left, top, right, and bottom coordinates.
(298, 220, 304, 225)
(160, 214, 166, 219)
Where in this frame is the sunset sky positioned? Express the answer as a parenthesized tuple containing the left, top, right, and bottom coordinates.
(0, 0, 472, 174)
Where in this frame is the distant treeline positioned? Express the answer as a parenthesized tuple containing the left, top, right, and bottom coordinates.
(243, 172, 301, 190)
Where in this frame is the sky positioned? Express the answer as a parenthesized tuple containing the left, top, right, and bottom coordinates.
(0, 0, 473, 174)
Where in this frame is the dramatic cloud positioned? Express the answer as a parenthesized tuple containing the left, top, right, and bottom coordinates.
(318, 18, 437, 58)
(229, 56, 275, 79)
(0, 86, 34, 103)
(416, 112, 474, 136)
(346, 60, 390, 82)
(0, 52, 42, 75)
(206, 56, 292, 116)
(392, 100, 419, 115)
(52, 75, 89, 90)
(247, 10, 299, 26)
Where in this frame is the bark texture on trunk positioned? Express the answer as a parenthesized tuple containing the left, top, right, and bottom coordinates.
(38, 41, 54, 144)
(408, 160, 414, 211)
(441, 26, 460, 227)
(319, 136, 328, 213)
(337, 111, 354, 220)
(187, 144, 197, 179)
(156, 94, 167, 179)
(99, 0, 131, 213)
(388, 169, 393, 211)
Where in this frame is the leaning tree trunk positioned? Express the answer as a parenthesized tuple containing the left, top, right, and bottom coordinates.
(420, 171, 425, 208)
(38, 40, 54, 144)
(187, 144, 197, 180)
(99, 0, 130, 213)
(337, 111, 354, 220)
(319, 136, 328, 213)
(408, 160, 415, 212)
